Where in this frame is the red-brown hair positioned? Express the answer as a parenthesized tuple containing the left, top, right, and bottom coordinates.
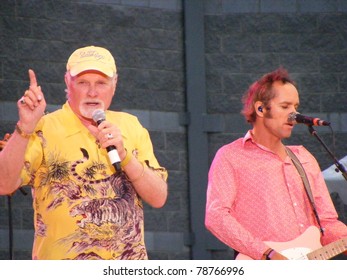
(241, 67, 296, 123)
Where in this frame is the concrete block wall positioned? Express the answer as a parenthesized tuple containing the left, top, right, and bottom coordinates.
(1, 0, 346, 260)
(204, 0, 347, 169)
(0, 0, 189, 260)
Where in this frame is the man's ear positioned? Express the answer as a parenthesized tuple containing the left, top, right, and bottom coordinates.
(254, 101, 263, 116)
(64, 73, 71, 98)
(64, 72, 69, 85)
(112, 74, 118, 96)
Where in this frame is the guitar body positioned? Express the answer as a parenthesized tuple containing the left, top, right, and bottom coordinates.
(236, 226, 347, 260)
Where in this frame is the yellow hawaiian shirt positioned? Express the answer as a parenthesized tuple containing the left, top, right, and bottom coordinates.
(21, 102, 167, 260)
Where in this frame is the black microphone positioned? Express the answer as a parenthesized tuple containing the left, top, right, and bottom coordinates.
(92, 109, 122, 173)
(288, 112, 331, 126)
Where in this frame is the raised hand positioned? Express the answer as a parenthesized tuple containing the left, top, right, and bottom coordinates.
(17, 69, 47, 133)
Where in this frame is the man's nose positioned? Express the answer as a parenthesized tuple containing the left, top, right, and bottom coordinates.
(87, 85, 98, 97)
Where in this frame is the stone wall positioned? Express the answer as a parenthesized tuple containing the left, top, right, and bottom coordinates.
(0, 0, 188, 260)
(0, 0, 346, 260)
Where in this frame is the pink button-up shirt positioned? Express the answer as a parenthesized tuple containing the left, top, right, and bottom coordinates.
(205, 131, 347, 260)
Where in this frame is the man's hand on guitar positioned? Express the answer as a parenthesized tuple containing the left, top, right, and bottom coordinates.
(262, 248, 288, 260)
(268, 251, 288, 260)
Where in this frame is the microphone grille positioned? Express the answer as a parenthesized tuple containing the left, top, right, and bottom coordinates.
(288, 112, 297, 122)
(92, 109, 105, 123)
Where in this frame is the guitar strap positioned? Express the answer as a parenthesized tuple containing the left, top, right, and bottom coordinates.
(285, 147, 325, 236)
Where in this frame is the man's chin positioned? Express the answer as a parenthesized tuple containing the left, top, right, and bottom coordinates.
(283, 132, 292, 139)
(80, 105, 104, 119)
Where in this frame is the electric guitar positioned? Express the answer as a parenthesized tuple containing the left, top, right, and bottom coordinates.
(236, 226, 347, 260)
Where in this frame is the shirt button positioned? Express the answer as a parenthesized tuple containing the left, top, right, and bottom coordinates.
(299, 224, 304, 227)
(293, 202, 297, 206)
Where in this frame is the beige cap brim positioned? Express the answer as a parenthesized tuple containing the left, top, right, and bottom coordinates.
(68, 60, 115, 77)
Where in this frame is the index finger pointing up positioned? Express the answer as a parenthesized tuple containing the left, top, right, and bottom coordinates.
(28, 69, 38, 87)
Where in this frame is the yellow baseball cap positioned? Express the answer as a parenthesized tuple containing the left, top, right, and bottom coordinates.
(66, 46, 117, 77)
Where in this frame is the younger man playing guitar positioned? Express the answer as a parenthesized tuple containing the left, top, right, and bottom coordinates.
(205, 68, 347, 260)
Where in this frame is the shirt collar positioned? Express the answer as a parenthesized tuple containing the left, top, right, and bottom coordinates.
(242, 129, 271, 152)
(60, 101, 90, 137)
(242, 130, 253, 146)
(242, 129, 308, 163)
(59, 103, 129, 141)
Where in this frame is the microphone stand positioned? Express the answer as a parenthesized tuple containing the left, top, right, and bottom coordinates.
(308, 125, 347, 182)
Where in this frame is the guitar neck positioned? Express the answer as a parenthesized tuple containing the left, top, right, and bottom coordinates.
(307, 238, 347, 260)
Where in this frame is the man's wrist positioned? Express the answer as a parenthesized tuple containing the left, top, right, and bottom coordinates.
(15, 122, 34, 139)
(120, 149, 132, 168)
(262, 248, 275, 260)
(264, 249, 275, 260)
